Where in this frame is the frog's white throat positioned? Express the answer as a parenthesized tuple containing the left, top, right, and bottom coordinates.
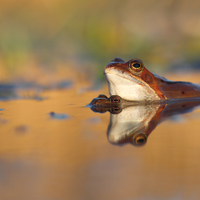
(104, 68, 159, 101)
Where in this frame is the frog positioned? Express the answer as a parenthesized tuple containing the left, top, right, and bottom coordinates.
(104, 58, 200, 101)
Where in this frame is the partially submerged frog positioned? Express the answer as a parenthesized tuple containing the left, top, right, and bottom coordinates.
(104, 58, 200, 101)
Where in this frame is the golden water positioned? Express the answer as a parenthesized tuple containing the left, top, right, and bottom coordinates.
(1, 76, 200, 200)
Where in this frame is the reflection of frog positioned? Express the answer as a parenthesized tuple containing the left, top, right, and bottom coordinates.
(89, 95, 200, 146)
(107, 100, 200, 146)
(104, 58, 200, 101)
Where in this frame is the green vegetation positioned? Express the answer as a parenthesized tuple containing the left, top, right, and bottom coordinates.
(0, 0, 200, 80)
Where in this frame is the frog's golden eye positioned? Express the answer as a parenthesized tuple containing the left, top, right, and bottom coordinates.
(131, 132, 147, 146)
(129, 60, 144, 73)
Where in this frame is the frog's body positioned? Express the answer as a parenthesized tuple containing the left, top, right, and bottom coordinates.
(104, 58, 200, 101)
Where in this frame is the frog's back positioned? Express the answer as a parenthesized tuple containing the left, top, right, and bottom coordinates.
(155, 77, 200, 100)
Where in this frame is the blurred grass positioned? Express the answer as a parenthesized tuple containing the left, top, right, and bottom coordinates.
(0, 0, 200, 81)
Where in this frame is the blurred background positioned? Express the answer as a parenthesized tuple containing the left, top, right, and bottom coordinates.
(0, 0, 200, 82)
(1, 1, 200, 199)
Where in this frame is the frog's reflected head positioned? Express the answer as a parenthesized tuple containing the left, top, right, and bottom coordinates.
(131, 132, 147, 146)
(108, 129, 148, 147)
(106, 103, 159, 147)
(104, 58, 160, 101)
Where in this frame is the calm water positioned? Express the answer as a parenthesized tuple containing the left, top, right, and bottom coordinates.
(1, 82, 200, 200)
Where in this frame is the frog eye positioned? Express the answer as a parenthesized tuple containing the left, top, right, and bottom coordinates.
(129, 60, 144, 73)
(109, 107, 122, 114)
(131, 132, 147, 146)
(110, 95, 121, 103)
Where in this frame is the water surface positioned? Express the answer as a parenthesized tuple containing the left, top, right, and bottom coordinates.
(1, 80, 200, 200)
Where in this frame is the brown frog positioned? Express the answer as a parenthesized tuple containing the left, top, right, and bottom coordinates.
(104, 58, 200, 101)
